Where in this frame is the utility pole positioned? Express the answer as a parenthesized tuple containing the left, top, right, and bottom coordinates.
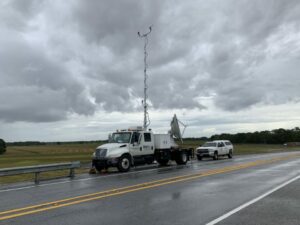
(138, 26, 152, 130)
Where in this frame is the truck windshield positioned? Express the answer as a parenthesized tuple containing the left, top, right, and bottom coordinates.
(202, 142, 217, 147)
(110, 132, 132, 143)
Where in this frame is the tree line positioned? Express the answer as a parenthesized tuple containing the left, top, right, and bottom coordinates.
(2, 127, 300, 148)
(0, 139, 6, 154)
(210, 127, 300, 144)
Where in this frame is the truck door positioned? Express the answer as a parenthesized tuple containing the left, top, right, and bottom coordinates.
(142, 132, 154, 155)
(129, 132, 143, 156)
(218, 142, 225, 155)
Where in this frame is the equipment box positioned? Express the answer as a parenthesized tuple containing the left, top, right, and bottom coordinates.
(154, 134, 172, 149)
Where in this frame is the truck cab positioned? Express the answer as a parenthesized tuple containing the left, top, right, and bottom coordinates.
(91, 115, 193, 173)
(92, 127, 156, 172)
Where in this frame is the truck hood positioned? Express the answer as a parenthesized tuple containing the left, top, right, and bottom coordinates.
(97, 143, 128, 149)
(96, 143, 129, 158)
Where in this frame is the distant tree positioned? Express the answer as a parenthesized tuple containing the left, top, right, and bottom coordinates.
(0, 139, 6, 154)
(209, 127, 300, 144)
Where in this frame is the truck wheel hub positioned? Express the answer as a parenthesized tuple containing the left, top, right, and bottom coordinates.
(122, 158, 129, 169)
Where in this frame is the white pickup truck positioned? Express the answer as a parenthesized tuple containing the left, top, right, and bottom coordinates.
(196, 140, 233, 160)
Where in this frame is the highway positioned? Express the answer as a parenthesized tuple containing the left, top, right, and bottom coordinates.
(1, 151, 300, 225)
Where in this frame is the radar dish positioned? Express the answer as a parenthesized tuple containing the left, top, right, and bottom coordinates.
(170, 114, 187, 142)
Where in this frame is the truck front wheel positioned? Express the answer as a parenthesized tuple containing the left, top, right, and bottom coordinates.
(213, 151, 219, 160)
(175, 151, 188, 165)
(117, 155, 131, 172)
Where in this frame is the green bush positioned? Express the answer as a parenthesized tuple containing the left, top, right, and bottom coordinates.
(0, 139, 6, 154)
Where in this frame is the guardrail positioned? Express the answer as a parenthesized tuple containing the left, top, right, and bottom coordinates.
(0, 161, 81, 184)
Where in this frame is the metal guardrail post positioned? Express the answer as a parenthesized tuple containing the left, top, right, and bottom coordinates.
(35, 172, 40, 185)
(69, 168, 75, 178)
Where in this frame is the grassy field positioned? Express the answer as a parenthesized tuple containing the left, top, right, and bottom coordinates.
(0, 142, 104, 184)
(0, 143, 104, 169)
(0, 141, 299, 184)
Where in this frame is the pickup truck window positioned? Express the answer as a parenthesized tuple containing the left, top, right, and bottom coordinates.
(202, 142, 217, 147)
(218, 142, 225, 147)
(144, 133, 151, 142)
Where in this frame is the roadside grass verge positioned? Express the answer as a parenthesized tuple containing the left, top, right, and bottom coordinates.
(0, 143, 103, 169)
(0, 168, 90, 185)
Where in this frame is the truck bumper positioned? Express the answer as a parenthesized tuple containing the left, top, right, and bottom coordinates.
(92, 158, 119, 168)
(196, 151, 214, 158)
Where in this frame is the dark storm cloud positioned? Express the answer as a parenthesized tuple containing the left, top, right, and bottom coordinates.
(1, 0, 300, 123)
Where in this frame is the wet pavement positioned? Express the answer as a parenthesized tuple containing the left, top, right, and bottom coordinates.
(0, 152, 300, 225)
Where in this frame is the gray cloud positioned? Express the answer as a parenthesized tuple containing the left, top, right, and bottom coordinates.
(1, 0, 300, 123)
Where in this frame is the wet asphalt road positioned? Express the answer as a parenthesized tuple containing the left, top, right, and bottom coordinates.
(218, 176, 300, 225)
(1, 152, 300, 225)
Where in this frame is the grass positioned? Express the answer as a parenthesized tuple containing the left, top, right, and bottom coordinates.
(0, 141, 299, 184)
(0, 143, 104, 169)
(0, 142, 103, 184)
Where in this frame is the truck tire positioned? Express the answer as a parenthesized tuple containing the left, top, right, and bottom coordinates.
(117, 154, 131, 172)
(228, 150, 233, 159)
(176, 151, 188, 165)
(213, 151, 218, 160)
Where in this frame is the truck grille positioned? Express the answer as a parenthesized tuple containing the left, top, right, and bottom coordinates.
(95, 149, 107, 158)
(198, 149, 208, 154)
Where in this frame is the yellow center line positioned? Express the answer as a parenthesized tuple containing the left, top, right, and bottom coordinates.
(0, 154, 299, 221)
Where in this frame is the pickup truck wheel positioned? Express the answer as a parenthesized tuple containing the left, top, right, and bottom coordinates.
(228, 150, 233, 159)
(117, 155, 131, 172)
(176, 151, 188, 165)
(197, 155, 202, 161)
(213, 151, 219, 160)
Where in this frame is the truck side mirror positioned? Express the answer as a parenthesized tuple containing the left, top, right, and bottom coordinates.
(138, 135, 142, 145)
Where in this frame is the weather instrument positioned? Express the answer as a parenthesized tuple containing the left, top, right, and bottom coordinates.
(170, 114, 187, 143)
(138, 26, 152, 130)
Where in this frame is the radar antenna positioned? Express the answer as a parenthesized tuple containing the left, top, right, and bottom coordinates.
(170, 114, 187, 143)
(138, 26, 152, 130)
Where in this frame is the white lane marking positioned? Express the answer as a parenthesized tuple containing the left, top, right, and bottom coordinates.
(206, 174, 300, 225)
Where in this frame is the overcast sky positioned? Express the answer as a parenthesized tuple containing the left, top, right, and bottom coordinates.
(1, 0, 300, 142)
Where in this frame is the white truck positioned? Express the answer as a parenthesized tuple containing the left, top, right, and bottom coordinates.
(196, 140, 233, 160)
(91, 115, 193, 172)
